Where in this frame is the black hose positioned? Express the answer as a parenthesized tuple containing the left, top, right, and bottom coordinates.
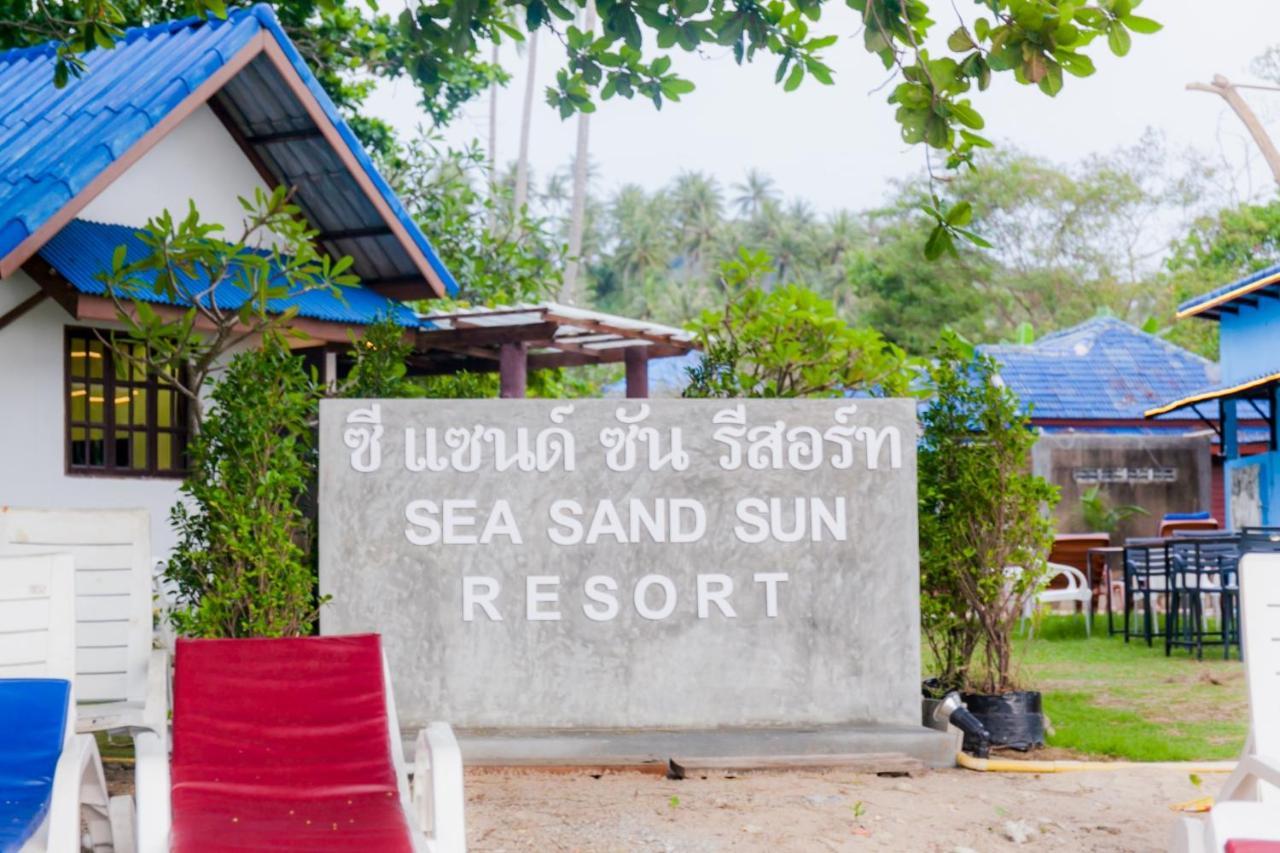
(948, 705, 992, 759)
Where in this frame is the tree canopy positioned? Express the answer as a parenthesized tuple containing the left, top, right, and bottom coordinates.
(6, 0, 1159, 175)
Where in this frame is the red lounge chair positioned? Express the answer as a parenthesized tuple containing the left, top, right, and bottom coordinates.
(147, 633, 464, 852)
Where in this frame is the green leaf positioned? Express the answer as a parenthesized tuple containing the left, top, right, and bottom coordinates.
(783, 62, 804, 92)
(924, 224, 953, 260)
(1107, 22, 1132, 56)
(807, 59, 833, 85)
(945, 200, 973, 227)
(1038, 60, 1063, 96)
(947, 27, 975, 52)
(1122, 14, 1161, 34)
(1055, 49, 1096, 77)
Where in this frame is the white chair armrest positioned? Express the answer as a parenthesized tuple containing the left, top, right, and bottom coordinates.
(47, 733, 110, 853)
(142, 648, 170, 734)
(1219, 753, 1280, 801)
(133, 648, 171, 853)
(413, 722, 466, 853)
(133, 728, 170, 853)
(76, 649, 171, 736)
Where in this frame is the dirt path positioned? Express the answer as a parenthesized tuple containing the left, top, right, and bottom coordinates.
(465, 765, 1212, 852)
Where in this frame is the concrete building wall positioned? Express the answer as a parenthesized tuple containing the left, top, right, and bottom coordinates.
(0, 107, 267, 556)
(1032, 433, 1214, 541)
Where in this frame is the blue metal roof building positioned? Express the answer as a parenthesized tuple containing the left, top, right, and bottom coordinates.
(0, 4, 456, 301)
(981, 317, 1228, 423)
(1150, 264, 1280, 527)
(38, 219, 420, 327)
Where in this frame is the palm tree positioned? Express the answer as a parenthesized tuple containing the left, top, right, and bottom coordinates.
(731, 168, 779, 218)
(561, 1, 597, 304)
(671, 170, 724, 272)
(512, 26, 540, 223)
(487, 40, 500, 235)
(608, 185, 676, 286)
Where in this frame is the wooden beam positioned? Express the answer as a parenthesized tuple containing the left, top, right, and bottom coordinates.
(625, 346, 649, 399)
(0, 290, 48, 333)
(21, 260, 80, 316)
(316, 225, 394, 242)
(416, 321, 559, 350)
(74, 294, 367, 345)
(499, 342, 527, 398)
(243, 126, 324, 145)
(542, 308, 689, 349)
(528, 345, 686, 370)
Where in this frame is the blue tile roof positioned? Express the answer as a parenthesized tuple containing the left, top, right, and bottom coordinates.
(981, 316, 1252, 422)
(1178, 263, 1280, 316)
(0, 5, 457, 295)
(40, 219, 418, 326)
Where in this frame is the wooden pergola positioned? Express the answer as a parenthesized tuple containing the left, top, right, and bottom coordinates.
(408, 303, 699, 398)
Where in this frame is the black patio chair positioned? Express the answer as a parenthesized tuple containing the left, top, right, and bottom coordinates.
(1122, 538, 1171, 647)
(1166, 536, 1241, 660)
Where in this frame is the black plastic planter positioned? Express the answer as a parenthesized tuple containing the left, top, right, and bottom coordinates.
(960, 690, 1045, 752)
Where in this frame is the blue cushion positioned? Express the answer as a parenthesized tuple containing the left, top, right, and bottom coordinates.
(1163, 511, 1211, 521)
(0, 679, 69, 852)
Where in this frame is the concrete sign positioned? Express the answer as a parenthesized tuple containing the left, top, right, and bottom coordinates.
(319, 399, 921, 732)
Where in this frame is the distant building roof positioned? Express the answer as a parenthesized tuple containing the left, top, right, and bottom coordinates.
(1177, 263, 1280, 320)
(981, 316, 1247, 422)
(41, 218, 418, 327)
(0, 4, 455, 298)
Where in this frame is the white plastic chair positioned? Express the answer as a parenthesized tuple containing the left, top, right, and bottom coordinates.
(1020, 561, 1093, 637)
(0, 507, 169, 853)
(0, 552, 119, 852)
(1171, 552, 1280, 852)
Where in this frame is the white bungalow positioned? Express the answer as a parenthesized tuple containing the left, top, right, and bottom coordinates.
(0, 6, 457, 552)
(0, 5, 698, 554)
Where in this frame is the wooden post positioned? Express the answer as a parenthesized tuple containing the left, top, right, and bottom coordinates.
(1220, 397, 1239, 461)
(323, 349, 338, 394)
(499, 342, 528, 398)
(624, 347, 649, 399)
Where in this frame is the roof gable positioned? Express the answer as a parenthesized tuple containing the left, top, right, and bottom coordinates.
(0, 5, 455, 299)
(980, 317, 1223, 421)
(39, 218, 420, 328)
(1177, 262, 1280, 320)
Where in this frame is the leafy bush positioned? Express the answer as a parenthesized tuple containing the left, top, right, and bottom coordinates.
(165, 338, 323, 638)
(684, 249, 917, 398)
(919, 331, 1058, 694)
(343, 315, 422, 399)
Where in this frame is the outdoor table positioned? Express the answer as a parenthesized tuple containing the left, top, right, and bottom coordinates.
(1087, 546, 1125, 635)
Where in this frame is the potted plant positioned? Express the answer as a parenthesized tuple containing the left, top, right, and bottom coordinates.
(918, 332, 1059, 750)
(1080, 485, 1148, 536)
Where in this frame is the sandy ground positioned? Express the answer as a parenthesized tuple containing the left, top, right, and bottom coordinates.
(463, 765, 1214, 852)
(103, 760, 1213, 851)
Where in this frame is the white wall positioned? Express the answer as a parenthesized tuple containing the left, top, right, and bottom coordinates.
(0, 272, 183, 554)
(81, 104, 267, 233)
(1, 103, 270, 556)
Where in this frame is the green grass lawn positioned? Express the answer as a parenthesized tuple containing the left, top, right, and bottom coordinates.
(1016, 614, 1248, 761)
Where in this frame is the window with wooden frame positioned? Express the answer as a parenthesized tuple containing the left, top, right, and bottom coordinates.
(65, 328, 190, 477)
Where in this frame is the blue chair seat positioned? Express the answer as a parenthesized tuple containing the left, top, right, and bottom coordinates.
(0, 679, 69, 852)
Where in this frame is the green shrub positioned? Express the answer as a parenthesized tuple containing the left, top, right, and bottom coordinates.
(165, 337, 323, 638)
(919, 331, 1058, 694)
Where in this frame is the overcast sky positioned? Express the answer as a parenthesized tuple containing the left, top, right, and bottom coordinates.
(367, 1, 1280, 213)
